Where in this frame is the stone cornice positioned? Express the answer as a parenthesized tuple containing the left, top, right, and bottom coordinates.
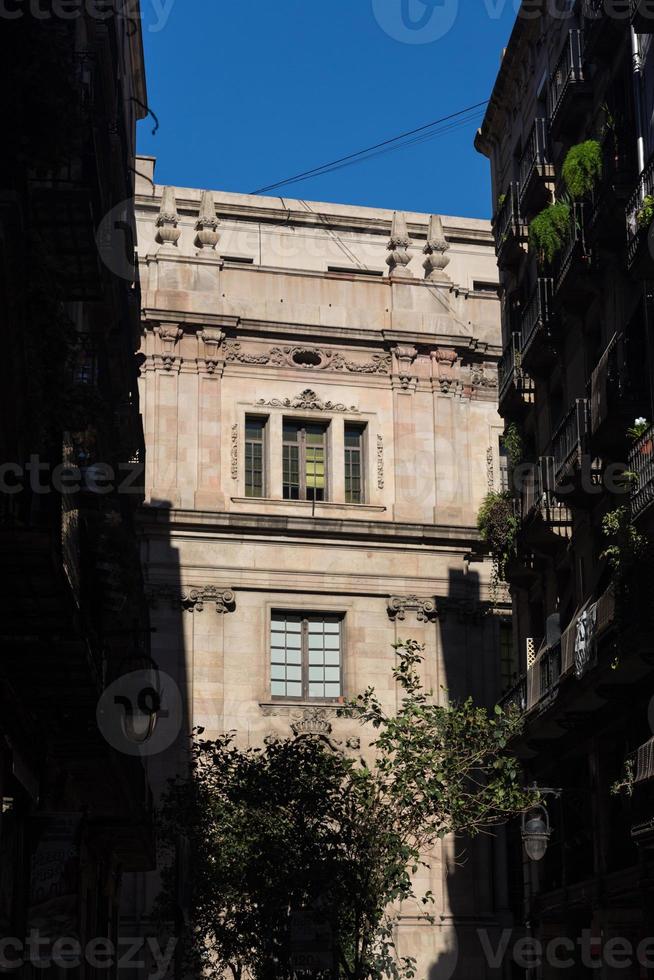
(137, 506, 484, 548)
(136, 195, 493, 246)
(140, 311, 502, 361)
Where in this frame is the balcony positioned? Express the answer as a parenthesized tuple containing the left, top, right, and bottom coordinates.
(629, 737, 654, 844)
(553, 202, 594, 309)
(519, 278, 557, 375)
(588, 332, 643, 455)
(629, 423, 654, 521)
(625, 152, 654, 276)
(631, 0, 654, 32)
(498, 674, 527, 714)
(492, 182, 527, 269)
(525, 638, 562, 712)
(498, 332, 535, 419)
(520, 457, 573, 549)
(551, 399, 598, 504)
(582, 0, 630, 60)
(518, 119, 554, 217)
(587, 137, 637, 246)
(549, 30, 591, 141)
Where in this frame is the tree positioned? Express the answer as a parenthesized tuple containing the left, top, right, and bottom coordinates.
(156, 641, 535, 980)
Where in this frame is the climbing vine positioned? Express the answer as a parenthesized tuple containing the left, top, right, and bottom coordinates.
(477, 491, 520, 596)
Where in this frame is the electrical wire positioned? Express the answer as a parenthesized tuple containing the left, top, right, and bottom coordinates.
(249, 100, 489, 195)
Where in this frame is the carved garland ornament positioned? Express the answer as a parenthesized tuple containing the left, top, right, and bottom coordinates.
(231, 424, 238, 480)
(377, 434, 384, 490)
(255, 389, 358, 413)
(224, 342, 391, 375)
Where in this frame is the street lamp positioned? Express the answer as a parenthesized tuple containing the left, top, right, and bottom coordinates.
(521, 786, 562, 862)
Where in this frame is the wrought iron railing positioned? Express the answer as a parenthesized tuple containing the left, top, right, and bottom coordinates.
(493, 182, 522, 255)
(518, 119, 551, 201)
(498, 675, 527, 714)
(539, 640, 562, 699)
(629, 422, 654, 518)
(554, 201, 590, 289)
(552, 399, 589, 481)
(520, 278, 554, 355)
(549, 30, 586, 122)
(498, 333, 521, 398)
(625, 152, 654, 268)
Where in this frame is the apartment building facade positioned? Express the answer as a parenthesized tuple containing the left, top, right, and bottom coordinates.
(476, 2, 654, 974)
(134, 157, 513, 976)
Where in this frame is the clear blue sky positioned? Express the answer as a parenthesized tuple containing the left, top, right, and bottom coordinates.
(137, 1, 517, 219)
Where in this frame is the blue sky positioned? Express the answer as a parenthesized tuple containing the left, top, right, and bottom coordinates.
(137, 1, 517, 219)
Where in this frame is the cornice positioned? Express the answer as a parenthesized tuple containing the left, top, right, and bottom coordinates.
(136, 196, 494, 246)
(137, 506, 483, 548)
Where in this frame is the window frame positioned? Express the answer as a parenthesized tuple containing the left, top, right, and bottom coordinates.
(282, 418, 329, 502)
(244, 414, 267, 498)
(344, 422, 366, 504)
(269, 611, 344, 702)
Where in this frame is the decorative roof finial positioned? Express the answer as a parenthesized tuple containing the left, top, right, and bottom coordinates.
(155, 186, 181, 246)
(195, 190, 220, 252)
(386, 211, 414, 278)
(423, 214, 451, 280)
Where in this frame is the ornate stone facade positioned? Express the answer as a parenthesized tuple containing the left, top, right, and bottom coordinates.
(135, 158, 507, 978)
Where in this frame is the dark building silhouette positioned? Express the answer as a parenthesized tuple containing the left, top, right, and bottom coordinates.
(476, 2, 654, 973)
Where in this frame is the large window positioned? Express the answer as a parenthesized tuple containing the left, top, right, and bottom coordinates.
(344, 424, 365, 503)
(270, 612, 342, 700)
(245, 416, 266, 498)
(282, 421, 328, 501)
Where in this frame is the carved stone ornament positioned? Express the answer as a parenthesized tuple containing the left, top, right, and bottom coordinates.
(423, 214, 451, 281)
(155, 186, 181, 246)
(154, 324, 183, 371)
(290, 707, 333, 737)
(386, 211, 414, 278)
(377, 434, 384, 490)
(387, 596, 438, 623)
(431, 348, 459, 394)
(470, 363, 498, 389)
(231, 424, 238, 479)
(255, 389, 358, 413)
(223, 342, 391, 375)
(195, 189, 220, 251)
(181, 587, 236, 614)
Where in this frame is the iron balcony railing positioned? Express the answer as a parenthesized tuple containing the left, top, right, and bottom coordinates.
(540, 639, 562, 699)
(518, 119, 551, 204)
(493, 182, 522, 255)
(625, 152, 654, 269)
(520, 278, 554, 356)
(552, 399, 589, 482)
(498, 675, 527, 714)
(498, 332, 522, 399)
(629, 423, 654, 519)
(549, 30, 586, 123)
(521, 459, 545, 519)
(554, 201, 591, 290)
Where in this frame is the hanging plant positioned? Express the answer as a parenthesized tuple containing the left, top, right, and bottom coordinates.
(501, 423, 524, 470)
(562, 140, 603, 199)
(477, 491, 519, 588)
(627, 417, 650, 442)
(529, 201, 571, 264)
(636, 195, 654, 231)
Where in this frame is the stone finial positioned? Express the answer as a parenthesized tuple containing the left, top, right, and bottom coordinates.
(155, 186, 181, 246)
(195, 190, 220, 251)
(423, 214, 451, 280)
(386, 211, 414, 278)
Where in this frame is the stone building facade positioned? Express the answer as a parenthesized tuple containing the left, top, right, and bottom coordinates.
(134, 156, 511, 976)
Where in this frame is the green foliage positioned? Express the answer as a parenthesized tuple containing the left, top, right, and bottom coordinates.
(497, 192, 507, 210)
(501, 423, 524, 469)
(637, 195, 654, 231)
(529, 201, 571, 264)
(601, 506, 647, 577)
(611, 757, 635, 799)
(562, 140, 603, 199)
(156, 642, 534, 980)
(477, 491, 519, 582)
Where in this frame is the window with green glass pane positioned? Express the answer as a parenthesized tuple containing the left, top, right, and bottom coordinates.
(344, 423, 365, 503)
(282, 420, 328, 501)
(270, 612, 342, 699)
(245, 416, 266, 498)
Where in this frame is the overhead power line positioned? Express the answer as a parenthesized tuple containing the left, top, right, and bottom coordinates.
(249, 100, 489, 196)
